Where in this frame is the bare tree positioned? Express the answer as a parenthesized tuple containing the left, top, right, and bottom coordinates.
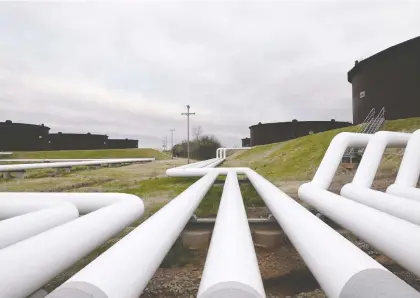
(192, 126, 203, 141)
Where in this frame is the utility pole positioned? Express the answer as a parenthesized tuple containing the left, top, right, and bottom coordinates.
(181, 105, 195, 164)
(170, 129, 175, 159)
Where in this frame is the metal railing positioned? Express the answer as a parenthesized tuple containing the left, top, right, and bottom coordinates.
(343, 107, 386, 162)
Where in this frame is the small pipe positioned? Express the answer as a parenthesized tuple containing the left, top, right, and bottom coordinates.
(0, 158, 154, 172)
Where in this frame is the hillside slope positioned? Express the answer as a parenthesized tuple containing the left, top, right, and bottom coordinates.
(224, 117, 420, 181)
(2, 148, 169, 160)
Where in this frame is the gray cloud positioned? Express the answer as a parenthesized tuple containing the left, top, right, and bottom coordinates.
(0, 1, 419, 148)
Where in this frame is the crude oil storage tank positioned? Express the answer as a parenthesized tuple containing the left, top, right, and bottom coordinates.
(49, 133, 109, 150)
(348, 36, 420, 124)
(108, 138, 138, 149)
(241, 137, 251, 147)
(0, 120, 50, 151)
(249, 119, 352, 146)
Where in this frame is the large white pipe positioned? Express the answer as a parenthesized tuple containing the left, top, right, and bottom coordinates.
(48, 172, 219, 298)
(341, 184, 420, 225)
(28, 290, 48, 298)
(387, 129, 420, 201)
(393, 129, 420, 187)
(387, 185, 420, 203)
(311, 132, 372, 189)
(0, 158, 154, 172)
(350, 131, 410, 188)
(0, 204, 79, 249)
(0, 192, 142, 216)
(299, 182, 420, 277)
(0, 197, 144, 298)
(198, 171, 264, 298)
(337, 131, 420, 224)
(245, 170, 420, 298)
(166, 167, 248, 177)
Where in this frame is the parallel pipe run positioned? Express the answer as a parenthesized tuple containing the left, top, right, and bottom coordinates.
(299, 182, 420, 277)
(246, 170, 420, 298)
(311, 132, 372, 190)
(0, 195, 144, 298)
(198, 171, 265, 298)
(387, 129, 420, 201)
(48, 172, 219, 298)
(0, 204, 79, 249)
(0, 158, 154, 172)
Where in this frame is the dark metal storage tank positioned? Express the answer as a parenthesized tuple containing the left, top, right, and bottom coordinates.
(0, 120, 50, 151)
(249, 120, 352, 146)
(108, 138, 138, 149)
(348, 36, 420, 124)
(49, 133, 109, 150)
(241, 137, 251, 147)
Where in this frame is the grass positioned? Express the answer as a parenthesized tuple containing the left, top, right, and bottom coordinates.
(225, 117, 420, 181)
(1, 148, 168, 160)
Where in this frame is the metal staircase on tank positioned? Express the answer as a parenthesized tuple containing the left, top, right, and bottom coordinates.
(342, 107, 386, 165)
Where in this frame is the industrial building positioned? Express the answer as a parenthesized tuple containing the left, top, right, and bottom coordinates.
(348, 36, 420, 124)
(0, 120, 50, 151)
(249, 119, 352, 146)
(49, 133, 109, 150)
(108, 138, 138, 149)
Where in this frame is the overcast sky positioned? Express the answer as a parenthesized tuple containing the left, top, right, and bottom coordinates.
(0, 1, 419, 148)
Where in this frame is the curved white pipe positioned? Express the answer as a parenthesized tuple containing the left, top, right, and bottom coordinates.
(299, 182, 420, 277)
(0, 204, 79, 249)
(247, 170, 417, 298)
(351, 131, 410, 188)
(338, 131, 420, 224)
(0, 195, 144, 298)
(49, 172, 218, 298)
(387, 129, 420, 201)
(311, 132, 372, 190)
(0, 158, 154, 172)
(0, 192, 142, 215)
(198, 171, 264, 298)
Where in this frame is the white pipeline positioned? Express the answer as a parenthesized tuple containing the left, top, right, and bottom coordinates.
(311, 132, 372, 189)
(198, 171, 265, 298)
(0, 204, 79, 249)
(166, 167, 248, 177)
(0, 158, 154, 172)
(245, 170, 420, 298)
(0, 196, 144, 298)
(299, 183, 420, 277)
(387, 129, 420, 201)
(48, 172, 219, 298)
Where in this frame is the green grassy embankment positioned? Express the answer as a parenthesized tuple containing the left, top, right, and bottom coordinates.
(1, 148, 169, 160)
(223, 117, 420, 181)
